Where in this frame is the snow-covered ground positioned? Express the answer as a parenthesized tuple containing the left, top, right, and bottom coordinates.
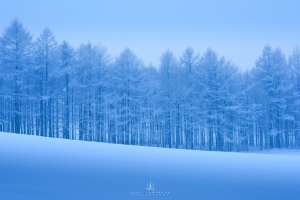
(248, 147, 300, 155)
(0, 132, 299, 200)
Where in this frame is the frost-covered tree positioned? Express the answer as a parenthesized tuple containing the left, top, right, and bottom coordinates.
(199, 48, 222, 150)
(253, 45, 290, 149)
(0, 19, 32, 134)
(75, 43, 98, 141)
(159, 50, 178, 147)
(111, 48, 143, 144)
(180, 47, 199, 149)
(138, 65, 160, 146)
(34, 28, 58, 137)
(288, 46, 300, 148)
(59, 41, 74, 139)
(198, 48, 240, 151)
(94, 44, 111, 142)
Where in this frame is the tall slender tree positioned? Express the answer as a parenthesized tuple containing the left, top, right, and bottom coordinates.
(159, 50, 178, 147)
(34, 28, 58, 137)
(60, 41, 74, 139)
(0, 19, 32, 134)
(180, 47, 199, 149)
(288, 47, 300, 148)
(112, 48, 143, 144)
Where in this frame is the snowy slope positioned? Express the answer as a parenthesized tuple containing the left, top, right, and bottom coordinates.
(0, 132, 299, 200)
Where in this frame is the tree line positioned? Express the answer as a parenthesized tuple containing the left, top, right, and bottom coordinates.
(0, 19, 299, 151)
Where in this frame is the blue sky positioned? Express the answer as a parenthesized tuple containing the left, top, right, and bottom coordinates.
(1, 0, 299, 71)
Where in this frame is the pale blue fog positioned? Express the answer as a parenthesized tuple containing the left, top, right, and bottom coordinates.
(1, 0, 299, 70)
(1, 1, 300, 200)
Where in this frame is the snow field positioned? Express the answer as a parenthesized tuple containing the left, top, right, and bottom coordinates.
(0, 132, 299, 200)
